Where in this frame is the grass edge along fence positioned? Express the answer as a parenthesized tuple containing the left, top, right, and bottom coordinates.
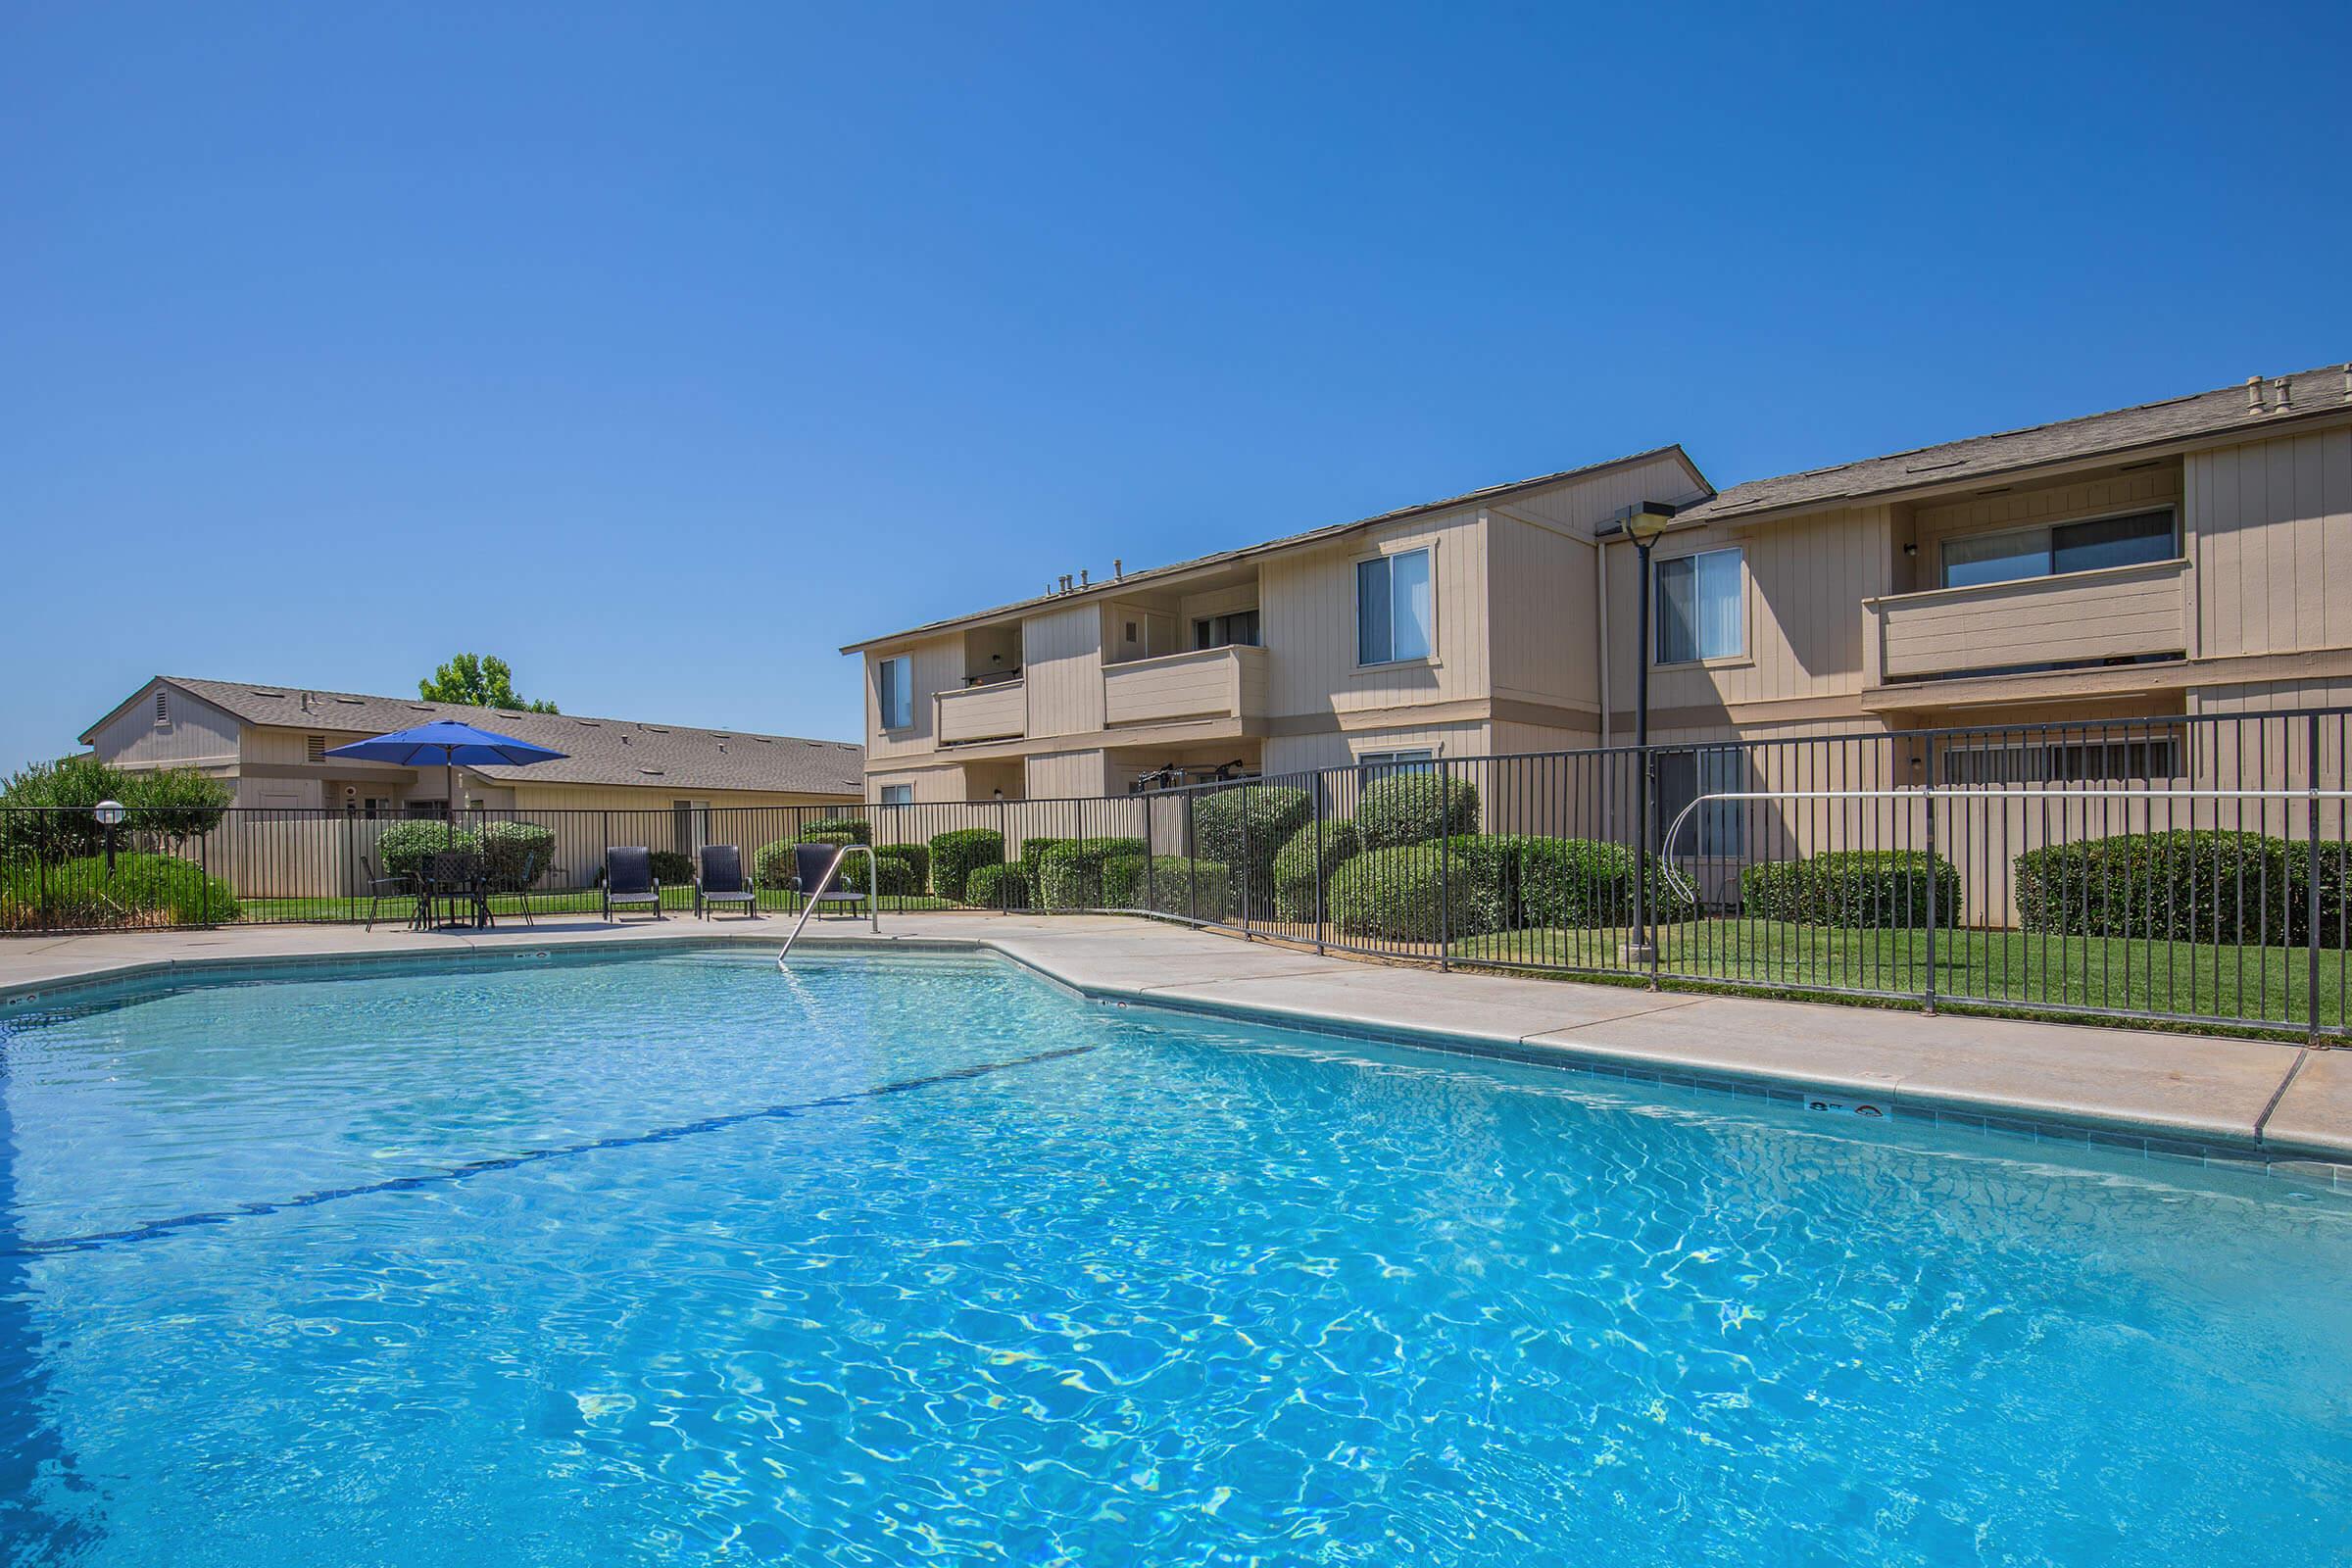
(4, 707, 2349, 1040)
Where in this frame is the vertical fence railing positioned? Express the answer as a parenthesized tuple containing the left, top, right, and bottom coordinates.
(5, 710, 2349, 1037)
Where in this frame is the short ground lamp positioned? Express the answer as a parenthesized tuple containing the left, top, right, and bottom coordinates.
(93, 798, 126, 875)
(1610, 500, 1682, 966)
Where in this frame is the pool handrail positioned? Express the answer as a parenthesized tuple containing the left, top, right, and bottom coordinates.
(776, 843, 879, 966)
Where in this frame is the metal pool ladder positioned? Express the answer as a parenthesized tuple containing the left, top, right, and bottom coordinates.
(776, 843, 879, 966)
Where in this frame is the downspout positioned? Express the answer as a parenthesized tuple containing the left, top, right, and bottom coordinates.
(1595, 532, 1611, 745)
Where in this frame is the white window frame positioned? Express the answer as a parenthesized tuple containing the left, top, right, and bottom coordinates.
(875, 657, 914, 731)
(1353, 545, 1437, 668)
(1356, 747, 1438, 785)
(1936, 506, 2180, 591)
(1652, 545, 1746, 667)
(878, 783, 914, 807)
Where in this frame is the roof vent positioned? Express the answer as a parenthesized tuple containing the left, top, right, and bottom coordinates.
(2275, 376, 2293, 413)
(2246, 375, 2264, 413)
(639, 767, 663, 776)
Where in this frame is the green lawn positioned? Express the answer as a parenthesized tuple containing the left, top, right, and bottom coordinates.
(1452, 918, 2348, 1035)
(235, 887, 962, 923)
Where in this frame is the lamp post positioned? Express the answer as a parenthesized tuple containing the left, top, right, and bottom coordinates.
(93, 798, 126, 876)
(1613, 502, 1679, 972)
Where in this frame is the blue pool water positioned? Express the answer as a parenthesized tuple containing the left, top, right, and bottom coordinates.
(1, 950, 2348, 1566)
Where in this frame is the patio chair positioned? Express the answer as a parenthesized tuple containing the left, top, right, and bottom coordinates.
(603, 846, 664, 921)
(361, 853, 414, 933)
(419, 850, 493, 931)
(694, 844, 760, 920)
(790, 841, 868, 919)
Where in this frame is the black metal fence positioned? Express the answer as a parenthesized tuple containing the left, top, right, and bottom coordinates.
(7, 708, 2349, 1038)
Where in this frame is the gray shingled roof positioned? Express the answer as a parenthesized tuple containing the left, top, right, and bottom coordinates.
(1675, 362, 2352, 525)
(99, 678, 864, 796)
(842, 444, 1708, 651)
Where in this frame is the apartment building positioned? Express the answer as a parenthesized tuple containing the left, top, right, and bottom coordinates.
(848, 362, 2352, 810)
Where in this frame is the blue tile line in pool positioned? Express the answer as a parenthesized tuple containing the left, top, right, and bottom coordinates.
(2, 1042, 1100, 1261)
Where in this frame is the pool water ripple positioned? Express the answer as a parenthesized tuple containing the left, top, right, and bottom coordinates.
(1, 950, 2348, 1565)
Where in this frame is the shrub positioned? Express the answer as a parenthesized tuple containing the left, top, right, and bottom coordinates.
(376, 819, 480, 878)
(1020, 837, 1067, 884)
(1104, 855, 1233, 918)
(1518, 837, 1694, 927)
(1037, 836, 1148, 908)
(1189, 785, 1312, 915)
(928, 827, 1005, 903)
(874, 840, 930, 892)
(753, 839, 803, 891)
(966, 863, 1030, 910)
(1272, 818, 1360, 923)
(1327, 843, 1490, 942)
(0, 852, 239, 930)
(0, 755, 130, 863)
(1356, 771, 1479, 850)
(1741, 850, 1959, 929)
(478, 821, 557, 889)
(2014, 831, 2314, 944)
(800, 816, 871, 845)
(121, 767, 233, 847)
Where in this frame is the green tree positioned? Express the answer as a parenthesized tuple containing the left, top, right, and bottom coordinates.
(0, 758, 229, 859)
(417, 654, 559, 713)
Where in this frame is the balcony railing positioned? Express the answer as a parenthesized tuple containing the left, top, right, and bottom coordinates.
(1863, 558, 2190, 689)
(935, 679, 1027, 745)
(1102, 644, 1267, 727)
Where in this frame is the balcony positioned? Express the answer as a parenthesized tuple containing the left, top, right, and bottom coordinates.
(1862, 559, 2189, 700)
(1102, 645, 1268, 728)
(935, 678, 1026, 744)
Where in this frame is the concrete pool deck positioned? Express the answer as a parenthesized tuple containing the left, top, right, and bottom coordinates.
(3, 911, 2348, 1183)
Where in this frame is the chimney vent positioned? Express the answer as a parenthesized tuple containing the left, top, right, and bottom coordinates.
(2343, 363, 2352, 402)
(1113, 558, 1123, 578)
(2246, 375, 2264, 414)
(2275, 376, 2292, 413)
(1079, 567, 1090, 587)
(1059, 573, 1073, 593)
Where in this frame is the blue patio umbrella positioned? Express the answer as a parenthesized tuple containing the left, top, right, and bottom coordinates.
(323, 719, 567, 823)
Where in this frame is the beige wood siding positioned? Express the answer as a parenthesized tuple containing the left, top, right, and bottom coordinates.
(1025, 748, 1111, 799)
(87, 681, 243, 768)
(863, 636, 963, 762)
(1022, 605, 1107, 739)
(1263, 720, 1490, 776)
(936, 680, 1028, 743)
(1259, 506, 1489, 724)
(1102, 646, 1266, 726)
(2188, 425, 2352, 660)
(1603, 505, 1893, 713)
(1866, 559, 2189, 682)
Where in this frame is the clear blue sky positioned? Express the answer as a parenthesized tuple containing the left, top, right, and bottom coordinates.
(5, 2, 2348, 772)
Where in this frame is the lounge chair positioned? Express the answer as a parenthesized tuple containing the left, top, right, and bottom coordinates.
(603, 846, 663, 921)
(694, 844, 759, 920)
(791, 841, 868, 919)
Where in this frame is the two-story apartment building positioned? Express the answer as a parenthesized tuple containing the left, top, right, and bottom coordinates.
(843, 447, 1714, 802)
(850, 362, 2352, 815)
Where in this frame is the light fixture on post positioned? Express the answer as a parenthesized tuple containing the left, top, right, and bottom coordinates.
(93, 798, 127, 876)
(1611, 501, 1680, 971)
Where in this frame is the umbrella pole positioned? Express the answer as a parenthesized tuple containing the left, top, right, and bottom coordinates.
(445, 754, 456, 842)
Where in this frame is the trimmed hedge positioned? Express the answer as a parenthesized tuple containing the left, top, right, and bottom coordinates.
(1518, 836, 1695, 927)
(0, 852, 240, 930)
(966, 863, 1030, 910)
(375, 819, 478, 878)
(1021, 837, 1067, 885)
(801, 817, 872, 845)
(1037, 837, 1148, 909)
(479, 821, 556, 889)
(1272, 818, 1360, 923)
(875, 841, 929, 891)
(1190, 785, 1312, 915)
(1356, 772, 1479, 850)
(753, 839, 803, 891)
(928, 828, 1005, 904)
(1327, 843, 1490, 942)
(1741, 850, 1959, 929)
(1104, 855, 1233, 918)
(2013, 831, 2337, 944)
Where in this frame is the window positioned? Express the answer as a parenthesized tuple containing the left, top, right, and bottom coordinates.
(1654, 548, 1743, 664)
(154, 690, 170, 727)
(1940, 734, 2181, 786)
(1655, 747, 1746, 858)
(1192, 609, 1260, 650)
(306, 734, 326, 762)
(876, 658, 913, 730)
(879, 784, 914, 807)
(671, 799, 711, 857)
(1356, 549, 1433, 665)
(1357, 748, 1437, 784)
(1941, 509, 2175, 589)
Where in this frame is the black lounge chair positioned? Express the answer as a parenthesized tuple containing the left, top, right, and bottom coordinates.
(361, 853, 413, 933)
(791, 841, 868, 919)
(694, 844, 759, 920)
(603, 846, 663, 921)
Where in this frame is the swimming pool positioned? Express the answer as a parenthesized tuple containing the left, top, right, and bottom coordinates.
(1, 947, 2346, 1565)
